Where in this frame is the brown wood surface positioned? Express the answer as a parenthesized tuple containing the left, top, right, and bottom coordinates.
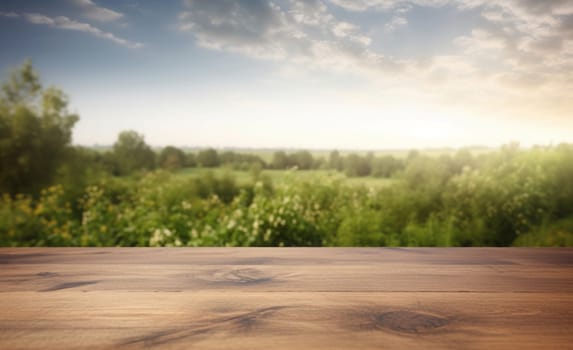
(0, 248, 572, 349)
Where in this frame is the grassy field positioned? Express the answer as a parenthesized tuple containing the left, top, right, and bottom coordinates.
(175, 167, 397, 188)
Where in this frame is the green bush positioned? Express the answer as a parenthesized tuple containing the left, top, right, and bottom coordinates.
(1, 145, 573, 247)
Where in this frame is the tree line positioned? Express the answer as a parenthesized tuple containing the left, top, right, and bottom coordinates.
(0, 61, 483, 196)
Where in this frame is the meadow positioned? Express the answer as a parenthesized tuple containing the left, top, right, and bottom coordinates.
(175, 168, 397, 189)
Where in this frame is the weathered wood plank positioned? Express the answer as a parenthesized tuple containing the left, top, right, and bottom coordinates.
(1, 292, 572, 350)
(2, 263, 572, 293)
(1, 247, 572, 266)
(0, 248, 572, 349)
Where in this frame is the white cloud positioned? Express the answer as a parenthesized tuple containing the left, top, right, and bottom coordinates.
(25, 13, 55, 25)
(0, 12, 19, 18)
(176, 0, 572, 125)
(69, 0, 123, 22)
(450, 1, 573, 85)
(2, 12, 142, 49)
(289, 0, 332, 26)
(327, 0, 450, 12)
(178, 0, 401, 73)
(384, 16, 407, 33)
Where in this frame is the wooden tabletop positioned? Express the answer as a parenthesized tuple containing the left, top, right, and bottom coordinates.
(0, 248, 572, 349)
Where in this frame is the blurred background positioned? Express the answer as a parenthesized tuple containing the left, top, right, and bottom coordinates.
(1, 0, 572, 246)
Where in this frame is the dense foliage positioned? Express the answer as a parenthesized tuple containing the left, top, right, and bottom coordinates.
(1, 143, 573, 247)
(1, 62, 572, 247)
(0, 60, 78, 195)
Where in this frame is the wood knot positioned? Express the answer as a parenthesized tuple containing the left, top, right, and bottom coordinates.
(209, 268, 273, 285)
(37, 272, 58, 278)
(370, 310, 449, 334)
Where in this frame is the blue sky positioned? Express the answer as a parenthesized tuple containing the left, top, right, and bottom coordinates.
(1, 0, 572, 149)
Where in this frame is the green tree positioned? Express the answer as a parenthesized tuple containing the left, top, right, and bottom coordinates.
(271, 151, 290, 169)
(158, 146, 185, 171)
(112, 130, 155, 175)
(197, 148, 220, 167)
(186, 152, 197, 167)
(0, 61, 78, 194)
(55, 146, 109, 205)
(372, 155, 403, 178)
(292, 150, 314, 170)
(219, 151, 237, 165)
(344, 154, 371, 177)
(328, 150, 343, 171)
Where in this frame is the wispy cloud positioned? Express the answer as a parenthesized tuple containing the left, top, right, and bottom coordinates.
(178, 0, 403, 73)
(176, 0, 573, 125)
(0, 11, 18, 18)
(384, 16, 407, 33)
(69, 0, 123, 22)
(0, 11, 142, 49)
(327, 0, 447, 12)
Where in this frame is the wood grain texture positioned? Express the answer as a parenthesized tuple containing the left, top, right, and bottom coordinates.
(0, 248, 572, 349)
